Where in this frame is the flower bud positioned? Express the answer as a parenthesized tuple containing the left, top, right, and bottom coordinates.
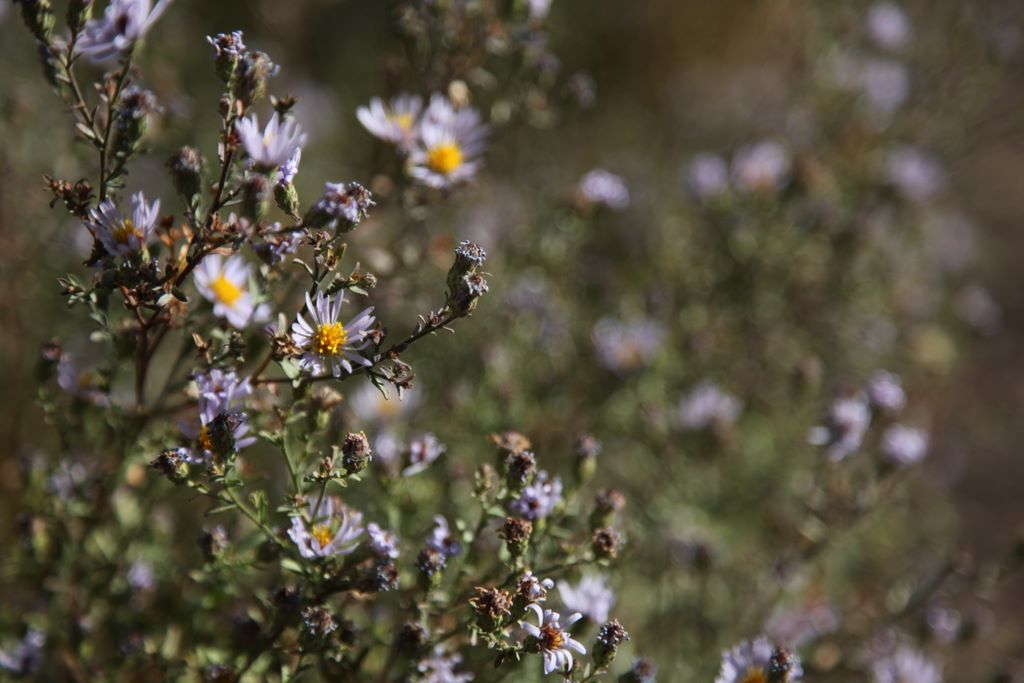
(593, 619, 630, 669)
(499, 517, 533, 558)
(574, 432, 601, 484)
(300, 605, 337, 646)
(446, 240, 487, 293)
(449, 271, 489, 316)
(356, 560, 399, 593)
(303, 181, 374, 231)
(619, 658, 657, 683)
(470, 586, 512, 632)
(18, 0, 55, 43)
(232, 50, 278, 108)
(241, 174, 271, 224)
(592, 527, 623, 560)
(167, 146, 205, 202)
(767, 647, 797, 683)
(341, 431, 372, 475)
(591, 488, 626, 530)
(113, 86, 159, 160)
(512, 572, 553, 616)
(66, 0, 93, 34)
(274, 181, 300, 218)
(416, 548, 446, 591)
(208, 31, 246, 85)
(395, 622, 428, 658)
(506, 450, 536, 493)
(150, 449, 189, 484)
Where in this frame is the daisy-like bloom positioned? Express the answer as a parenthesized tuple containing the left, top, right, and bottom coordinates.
(410, 95, 489, 188)
(714, 636, 803, 683)
(881, 424, 929, 465)
(235, 112, 307, 172)
(868, 370, 906, 412)
(517, 572, 556, 605)
(291, 290, 376, 377)
(76, 0, 173, 63)
(731, 141, 791, 194)
(307, 181, 375, 229)
(509, 470, 563, 520)
(0, 629, 45, 676)
(207, 30, 246, 60)
(179, 369, 256, 464)
(808, 394, 872, 461)
(86, 191, 160, 257)
(556, 574, 615, 624)
(277, 148, 302, 187)
(356, 93, 423, 149)
(194, 368, 252, 417)
(872, 647, 941, 683)
(579, 169, 631, 210)
(417, 646, 474, 683)
(403, 433, 447, 476)
(425, 515, 462, 558)
(678, 382, 743, 431)
(866, 2, 911, 52)
(521, 606, 587, 676)
(194, 254, 270, 329)
(688, 153, 730, 200)
(288, 497, 364, 559)
(367, 522, 400, 560)
(591, 317, 665, 374)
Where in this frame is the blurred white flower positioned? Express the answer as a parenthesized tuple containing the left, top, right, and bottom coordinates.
(367, 522, 400, 560)
(403, 433, 447, 477)
(557, 574, 615, 624)
(76, 0, 173, 63)
(509, 470, 563, 520)
(867, 2, 911, 52)
(236, 112, 307, 172)
(873, 647, 941, 683)
(677, 382, 743, 430)
(579, 169, 631, 209)
(714, 636, 803, 683)
(418, 646, 474, 683)
(731, 141, 791, 194)
(0, 629, 44, 676)
(687, 153, 730, 200)
(886, 147, 944, 202)
(881, 424, 929, 465)
(592, 317, 665, 373)
(868, 370, 906, 412)
(808, 394, 872, 461)
(357, 93, 423, 150)
(410, 94, 489, 188)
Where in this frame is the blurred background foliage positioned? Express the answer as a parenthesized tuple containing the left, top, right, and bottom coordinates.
(3, 0, 1024, 680)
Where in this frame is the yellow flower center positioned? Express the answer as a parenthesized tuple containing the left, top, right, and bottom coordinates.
(740, 667, 767, 683)
(312, 322, 348, 356)
(112, 218, 142, 245)
(311, 523, 333, 548)
(392, 113, 414, 131)
(426, 142, 464, 175)
(197, 426, 214, 452)
(211, 274, 243, 307)
(540, 624, 566, 650)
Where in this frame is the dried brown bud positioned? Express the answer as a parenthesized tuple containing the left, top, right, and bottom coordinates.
(592, 527, 623, 560)
(470, 586, 513, 632)
(499, 517, 533, 558)
(341, 431, 372, 475)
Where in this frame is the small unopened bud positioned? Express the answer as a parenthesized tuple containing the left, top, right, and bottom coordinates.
(208, 31, 246, 84)
(506, 450, 536, 493)
(167, 146, 205, 201)
(274, 181, 300, 218)
(470, 586, 513, 632)
(341, 431, 372, 475)
(113, 86, 159, 160)
(357, 560, 399, 593)
(241, 174, 271, 224)
(150, 449, 189, 484)
(592, 527, 623, 560)
(767, 647, 797, 683)
(18, 0, 55, 43)
(416, 548, 446, 591)
(450, 271, 488, 316)
(593, 619, 630, 669)
(232, 50, 278, 108)
(591, 488, 626, 530)
(512, 572, 553, 616)
(300, 606, 337, 645)
(446, 240, 487, 292)
(395, 622, 428, 658)
(66, 0, 93, 34)
(198, 526, 228, 562)
(499, 517, 533, 558)
(574, 432, 601, 484)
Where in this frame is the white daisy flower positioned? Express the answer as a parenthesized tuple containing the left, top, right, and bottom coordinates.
(367, 522, 400, 560)
(873, 647, 941, 683)
(194, 254, 270, 329)
(356, 93, 423, 150)
(291, 290, 376, 377)
(288, 497, 364, 559)
(520, 606, 587, 676)
(403, 433, 447, 477)
(76, 0, 173, 63)
(881, 424, 929, 465)
(556, 574, 615, 624)
(417, 646, 474, 683)
(87, 191, 160, 257)
(714, 636, 803, 683)
(678, 381, 743, 431)
(194, 368, 252, 419)
(410, 94, 489, 188)
(235, 112, 307, 172)
(179, 369, 256, 464)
